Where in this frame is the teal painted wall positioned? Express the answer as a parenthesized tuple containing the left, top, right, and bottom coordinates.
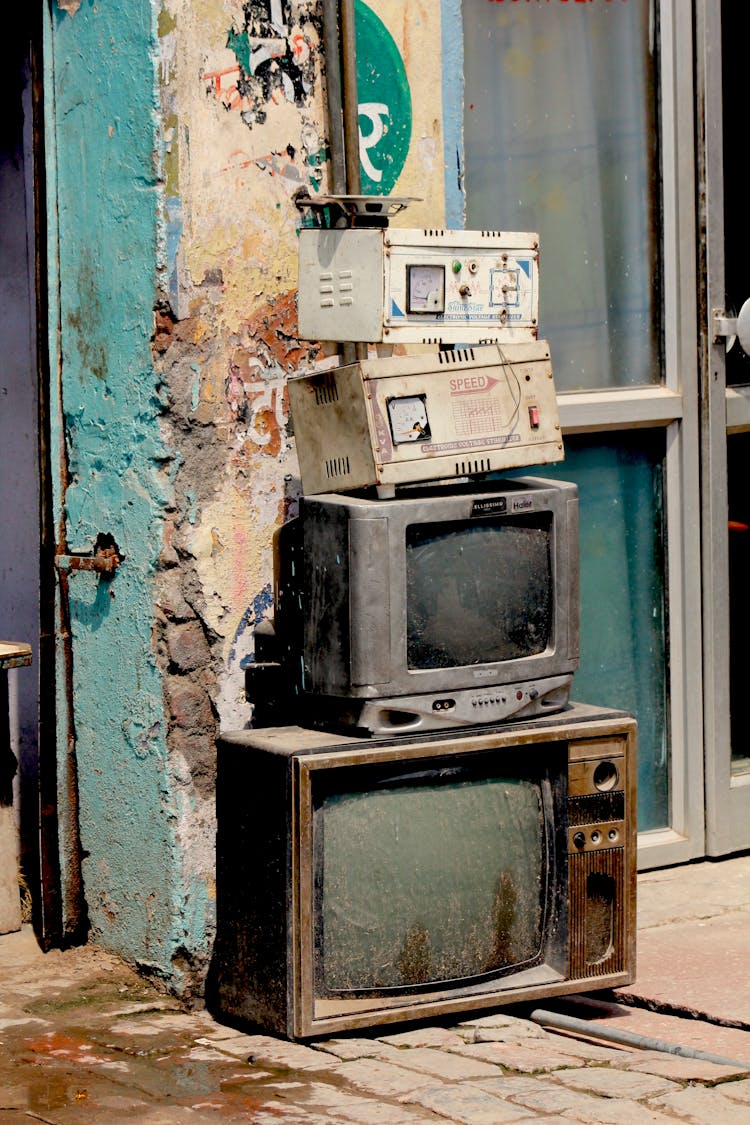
(47, 0, 191, 977)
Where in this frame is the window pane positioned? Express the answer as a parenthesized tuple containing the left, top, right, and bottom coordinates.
(504, 433, 669, 832)
(463, 1, 659, 391)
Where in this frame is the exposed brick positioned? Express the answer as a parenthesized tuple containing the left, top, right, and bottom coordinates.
(168, 728, 216, 794)
(166, 679, 214, 733)
(166, 620, 211, 673)
(155, 569, 194, 620)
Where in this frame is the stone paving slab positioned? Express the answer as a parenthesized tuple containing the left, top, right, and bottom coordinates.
(406, 1082, 537, 1123)
(449, 1037, 616, 1073)
(618, 912, 750, 1026)
(635, 855, 750, 929)
(550, 1065, 680, 1099)
(653, 1084, 750, 1123)
(475, 1076, 681, 1124)
(551, 994, 750, 1068)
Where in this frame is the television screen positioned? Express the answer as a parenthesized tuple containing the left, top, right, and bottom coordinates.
(315, 753, 557, 994)
(406, 515, 553, 669)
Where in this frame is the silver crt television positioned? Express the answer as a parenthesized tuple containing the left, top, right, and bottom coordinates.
(248, 476, 580, 736)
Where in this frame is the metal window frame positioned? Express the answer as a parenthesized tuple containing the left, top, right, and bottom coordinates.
(695, 0, 750, 856)
(556, 0, 705, 868)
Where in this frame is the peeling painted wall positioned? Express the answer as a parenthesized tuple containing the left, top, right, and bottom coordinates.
(46, 0, 187, 978)
(47, 0, 450, 994)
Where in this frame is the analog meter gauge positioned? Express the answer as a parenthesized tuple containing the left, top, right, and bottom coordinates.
(407, 265, 445, 313)
(387, 395, 431, 444)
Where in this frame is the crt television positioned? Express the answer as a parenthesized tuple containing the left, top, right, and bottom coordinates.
(248, 476, 579, 735)
(209, 703, 637, 1040)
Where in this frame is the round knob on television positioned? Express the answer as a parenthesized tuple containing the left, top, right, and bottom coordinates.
(573, 831, 586, 850)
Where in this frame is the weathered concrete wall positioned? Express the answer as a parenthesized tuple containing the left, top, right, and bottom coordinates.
(48, 0, 451, 995)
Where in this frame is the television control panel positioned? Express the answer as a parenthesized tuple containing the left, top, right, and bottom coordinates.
(313, 674, 574, 738)
(288, 341, 563, 494)
(297, 228, 539, 345)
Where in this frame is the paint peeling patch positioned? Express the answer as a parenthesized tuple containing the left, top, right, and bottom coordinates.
(158, 7, 178, 84)
(205, 1, 320, 134)
(220, 290, 316, 463)
(153, 301, 178, 355)
(231, 584, 274, 669)
(246, 289, 311, 371)
(257, 134, 326, 193)
(256, 146, 306, 188)
(224, 356, 287, 459)
(56, 0, 82, 15)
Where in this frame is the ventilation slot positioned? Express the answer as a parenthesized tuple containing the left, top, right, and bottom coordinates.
(455, 458, 492, 476)
(439, 348, 474, 365)
(455, 348, 476, 364)
(314, 379, 340, 407)
(325, 455, 351, 480)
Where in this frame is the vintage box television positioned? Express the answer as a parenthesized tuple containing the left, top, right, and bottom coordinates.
(247, 476, 579, 736)
(209, 704, 637, 1039)
(287, 342, 563, 495)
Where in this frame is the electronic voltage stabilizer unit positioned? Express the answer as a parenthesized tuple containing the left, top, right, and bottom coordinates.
(297, 227, 540, 346)
(288, 340, 562, 494)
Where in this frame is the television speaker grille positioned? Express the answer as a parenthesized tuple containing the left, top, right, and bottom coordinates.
(569, 847, 626, 979)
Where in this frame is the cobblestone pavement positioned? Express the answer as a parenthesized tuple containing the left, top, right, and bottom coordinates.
(2, 917, 750, 1125)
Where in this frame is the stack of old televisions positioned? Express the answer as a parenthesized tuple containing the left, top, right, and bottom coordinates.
(210, 200, 637, 1042)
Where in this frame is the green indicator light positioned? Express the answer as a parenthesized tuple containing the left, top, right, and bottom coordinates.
(452, 260, 462, 273)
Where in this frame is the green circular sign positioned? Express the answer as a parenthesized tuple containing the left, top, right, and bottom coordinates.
(355, 0, 413, 195)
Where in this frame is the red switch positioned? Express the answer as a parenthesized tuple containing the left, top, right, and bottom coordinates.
(528, 405, 540, 430)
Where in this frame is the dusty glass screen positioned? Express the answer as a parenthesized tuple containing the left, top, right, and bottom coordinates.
(318, 772, 547, 992)
(406, 518, 552, 669)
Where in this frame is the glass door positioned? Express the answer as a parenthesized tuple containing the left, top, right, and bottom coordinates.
(460, 0, 704, 867)
(697, 2, 750, 855)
